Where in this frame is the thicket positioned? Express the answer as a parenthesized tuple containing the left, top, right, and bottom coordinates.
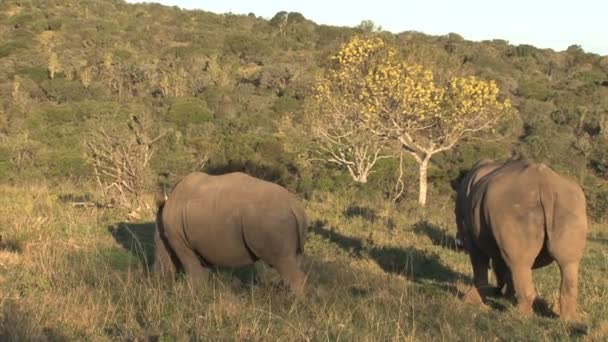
(1, 0, 608, 219)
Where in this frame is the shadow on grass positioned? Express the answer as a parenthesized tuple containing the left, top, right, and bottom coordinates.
(588, 236, 608, 245)
(310, 220, 466, 285)
(299, 255, 381, 299)
(532, 298, 558, 319)
(0, 234, 22, 253)
(412, 220, 460, 251)
(343, 205, 378, 222)
(108, 222, 156, 268)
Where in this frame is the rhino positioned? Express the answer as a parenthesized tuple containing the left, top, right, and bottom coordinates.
(456, 158, 587, 320)
(454, 158, 506, 250)
(154, 171, 308, 294)
(454, 158, 511, 294)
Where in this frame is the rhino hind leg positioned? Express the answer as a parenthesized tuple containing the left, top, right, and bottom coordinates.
(464, 244, 491, 305)
(510, 263, 536, 315)
(545, 223, 585, 321)
(168, 238, 211, 286)
(556, 261, 580, 321)
(548, 234, 584, 321)
(274, 256, 306, 295)
(154, 230, 178, 278)
(492, 258, 514, 297)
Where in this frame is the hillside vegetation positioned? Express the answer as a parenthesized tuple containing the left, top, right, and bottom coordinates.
(1, 0, 608, 340)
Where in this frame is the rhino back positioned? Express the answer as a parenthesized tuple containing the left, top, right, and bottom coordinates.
(466, 160, 542, 256)
(537, 166, 587, 257)
(456, 159, 504, 240)
(163, 172, 302, 266)
(472, 160, 587, 262)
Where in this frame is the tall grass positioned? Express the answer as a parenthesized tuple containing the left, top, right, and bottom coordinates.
(0, 184, 606, 340)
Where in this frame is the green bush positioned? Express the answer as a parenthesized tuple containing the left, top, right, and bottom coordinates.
(315, 25, 354, 47)
(45, 151, 91, 180)
(0, 41, 27, 58)
(112, 49, 133, 62)
(38, 79, 90, 103)
(0, 147, 16, 182)
(224, 33, 270, 62)
(517, 79, 556, 101)
(513, 44, 538, 57)
(18, 66, 48, 82)
(36, 106, 79, 126)
(166, 97, 213, 128)
(272, 95, 301, 115)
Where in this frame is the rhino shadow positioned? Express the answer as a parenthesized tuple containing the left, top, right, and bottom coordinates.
(412, 220, 459, 251)
(310, 220, 466, 286)
(108, 222, 157, 269)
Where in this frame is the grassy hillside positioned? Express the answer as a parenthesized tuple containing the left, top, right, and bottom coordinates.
(1, 0, 608, 340)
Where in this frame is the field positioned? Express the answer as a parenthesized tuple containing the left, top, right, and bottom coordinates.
(1, 183, 607, 341)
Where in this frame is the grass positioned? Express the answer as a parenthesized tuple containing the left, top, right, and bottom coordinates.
(0, 183, 607, 341)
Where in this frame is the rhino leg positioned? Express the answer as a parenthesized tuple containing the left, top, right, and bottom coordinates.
(154, 230, 177, 278)
(274, 256, 306, 295)
(546, 222, 585, 321)
(510, 264, 536, 315)
(556, 262, 580, 321)
(168, 238, 210, 286)
(492, 258, 514, 297)
(464, 244, 490, 305)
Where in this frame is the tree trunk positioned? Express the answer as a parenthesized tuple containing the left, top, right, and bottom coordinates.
(418, 156, 431, 206)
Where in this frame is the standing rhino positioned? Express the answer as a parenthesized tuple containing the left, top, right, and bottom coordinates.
(457, 158, 587, 320)
(454, 158, 506, 250)
(454, 158, 510, 294)
(154, 172, 308, 294)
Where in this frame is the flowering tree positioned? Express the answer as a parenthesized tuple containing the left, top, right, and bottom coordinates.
(304, 37, 392, 183)
(311, 36, 513, 205)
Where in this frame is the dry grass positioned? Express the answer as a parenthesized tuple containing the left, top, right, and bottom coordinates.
(0, 183, 606, 340)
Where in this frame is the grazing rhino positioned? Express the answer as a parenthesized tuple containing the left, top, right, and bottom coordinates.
(154, 172, 308, 294)
(457, 158, 587, 320)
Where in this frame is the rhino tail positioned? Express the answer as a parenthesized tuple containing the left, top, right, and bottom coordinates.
(155, 191, 168, 210)
(537, 165, 555, 239)
(291, 203, 308, 255)
(153, 194, 180, 277)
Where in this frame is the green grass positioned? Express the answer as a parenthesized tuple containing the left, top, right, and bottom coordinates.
(0, 184, 606, 341)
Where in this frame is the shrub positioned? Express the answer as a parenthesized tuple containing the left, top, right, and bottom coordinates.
(0, 41, 27, 58)
(38, 79, 91, 103)
(166, 97, 213, 128)
(224, 33, 270, 62)
(517, 79, 556, 101)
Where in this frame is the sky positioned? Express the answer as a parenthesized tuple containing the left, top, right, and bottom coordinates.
(126, 0, 608, 56)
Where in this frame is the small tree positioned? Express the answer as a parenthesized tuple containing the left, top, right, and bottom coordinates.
(356, 20, 382, 33)
(314, 36, 513, 205)
(85, 115, 166, 211)
(304, 37, 392, 184)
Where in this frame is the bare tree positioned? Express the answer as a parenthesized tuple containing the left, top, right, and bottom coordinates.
(85, 115, 166, 211)
(307, 104, 392, 184)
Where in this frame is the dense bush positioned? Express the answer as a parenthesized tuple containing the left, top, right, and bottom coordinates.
(166, 97, 213, 128)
